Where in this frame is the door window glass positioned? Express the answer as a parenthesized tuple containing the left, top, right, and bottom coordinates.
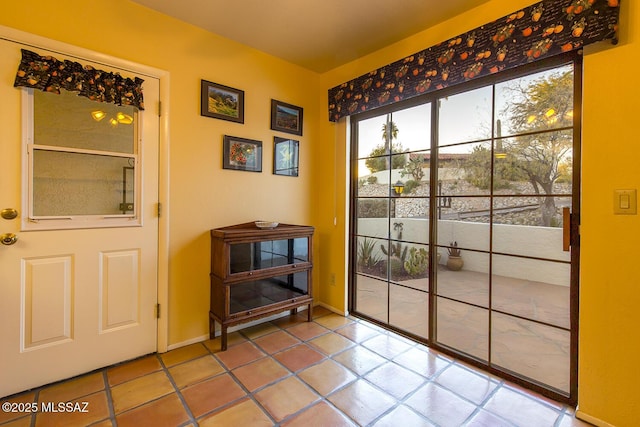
(25, 89, 140, 228)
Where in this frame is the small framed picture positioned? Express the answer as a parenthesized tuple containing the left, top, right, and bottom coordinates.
(273, 137, 299, 177)
(271, 99, 303, 136)
(201, 80, 244, 123)
(222, 135, 262, 172)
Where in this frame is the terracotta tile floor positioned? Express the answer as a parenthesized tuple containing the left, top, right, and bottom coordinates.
(0, 307, 590, 427)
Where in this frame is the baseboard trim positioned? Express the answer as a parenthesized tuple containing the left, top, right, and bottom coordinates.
(575, 409, 615, 427)
(165, 306, 314, 352)
(316, 301, 348, 316)
(166, 335, 208, 352)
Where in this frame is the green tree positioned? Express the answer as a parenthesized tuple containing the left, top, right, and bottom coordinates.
(365, 117, 406, 173)
(364, 143, 406, 172)
(503, 69, 574, 226)
(400, 156, 425, 182)
(463, 144, 524, 190)
(461, 68, 573, 226)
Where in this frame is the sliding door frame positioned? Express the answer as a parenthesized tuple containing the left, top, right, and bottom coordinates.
(348, 52, 582, 405)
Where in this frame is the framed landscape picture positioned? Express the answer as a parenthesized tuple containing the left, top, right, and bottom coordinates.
(273, 137, 299, 177)
(271, 99, 303, 136)
(222, 135, 262, 172)
(201, 80, 244, 123)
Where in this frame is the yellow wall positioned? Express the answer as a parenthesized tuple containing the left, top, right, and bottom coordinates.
(0, 0, 323, 346)
(2, 0, 639, 424)
(319, 0, 640, 425)
(580, 0, 640, 424)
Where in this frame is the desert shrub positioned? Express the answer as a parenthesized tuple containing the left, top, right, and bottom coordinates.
(402, 179, 420, 194)
(357, 199, 387, 218)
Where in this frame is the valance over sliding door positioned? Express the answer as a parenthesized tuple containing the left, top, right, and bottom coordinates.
(328, 0, 620, 122)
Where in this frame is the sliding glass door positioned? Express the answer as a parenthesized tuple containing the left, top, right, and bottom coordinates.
(352, 103, 432, 339)
(350, 55, 579, 402)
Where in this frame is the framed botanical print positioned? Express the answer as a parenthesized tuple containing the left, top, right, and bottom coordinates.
(222, 135, 262, 172)
(273, 137, 299, 177)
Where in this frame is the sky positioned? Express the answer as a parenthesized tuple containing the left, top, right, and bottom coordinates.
(355, 64, 572, 177)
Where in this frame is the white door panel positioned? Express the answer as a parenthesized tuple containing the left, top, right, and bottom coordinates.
(0, 39, 159, 397)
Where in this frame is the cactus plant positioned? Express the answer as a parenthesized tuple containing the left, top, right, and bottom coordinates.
(404, 247, 428, 277)
(380, 222, 410, 279)
(380, 222, 407, 263)
(447, 241, 461, 257)
(380, 240, 408, 262)
(446, 241, 464, 271)
(357, 237, 381, 270)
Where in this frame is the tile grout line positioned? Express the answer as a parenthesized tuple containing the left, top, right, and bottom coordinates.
(200, 329, 286, 425)
(156, 348, 199, 426)
(239, 318, 336, 425)
(101, 370, 117, 427)
(278, 314, 364, 426)
(28, 390, 38, 427)
(308, 317, 439, 426)
(462, 378, 516, 427)
(228, 314, 364, 425)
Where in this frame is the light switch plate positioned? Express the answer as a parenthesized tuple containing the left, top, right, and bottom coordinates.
(614, 189, 637, 215)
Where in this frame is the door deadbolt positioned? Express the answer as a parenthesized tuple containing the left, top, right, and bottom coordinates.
(1, 208, 18, 220)
(1, 233, 18, 245)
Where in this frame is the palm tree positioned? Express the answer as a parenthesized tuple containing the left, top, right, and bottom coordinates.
(381, 115, 398, 169)
(381, 117, 399, 148)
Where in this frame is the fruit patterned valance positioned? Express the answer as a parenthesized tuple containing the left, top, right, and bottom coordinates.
(14, 49, 145, 110)
(328, 0, 619, 122)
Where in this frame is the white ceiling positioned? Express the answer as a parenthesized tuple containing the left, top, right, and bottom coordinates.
(130, 0, 490, 73)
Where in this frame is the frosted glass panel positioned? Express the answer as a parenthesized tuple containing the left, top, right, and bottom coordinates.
(34, 90, 136, 153)
(33, 150, 135, 216)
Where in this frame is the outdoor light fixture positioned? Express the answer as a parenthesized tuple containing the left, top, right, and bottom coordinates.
(393, 181, 405, 196)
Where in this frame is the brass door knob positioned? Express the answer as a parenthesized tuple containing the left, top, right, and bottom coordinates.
(1, 208, 18, 220)
(1, 233, 18, 245)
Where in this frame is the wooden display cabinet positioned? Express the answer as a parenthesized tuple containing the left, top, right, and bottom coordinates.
(209, 222, 314, 350)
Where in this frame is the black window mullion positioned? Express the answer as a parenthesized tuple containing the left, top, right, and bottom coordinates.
(428, 99, 439, 344)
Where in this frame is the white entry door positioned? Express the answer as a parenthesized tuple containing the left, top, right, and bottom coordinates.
(0, 38, 159, 397)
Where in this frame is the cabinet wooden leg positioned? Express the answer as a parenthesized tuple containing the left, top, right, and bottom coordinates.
(307, 303, 312, 321)
(221, 327, 228, 351)
(209, 313, 216, 340)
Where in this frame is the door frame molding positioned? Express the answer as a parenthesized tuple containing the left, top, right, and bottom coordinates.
(0, 24, 170, 352)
